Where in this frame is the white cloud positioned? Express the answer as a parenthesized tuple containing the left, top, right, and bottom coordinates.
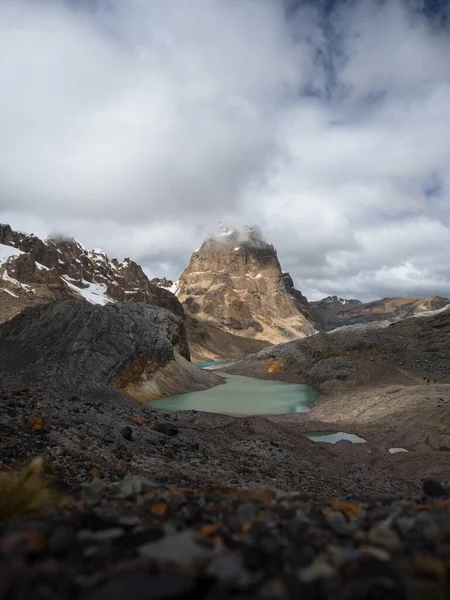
(1, 0, 450, 301)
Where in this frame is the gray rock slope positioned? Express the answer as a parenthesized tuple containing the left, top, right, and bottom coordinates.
(0, 299, 222, 400)
(225, 307, 450, 388)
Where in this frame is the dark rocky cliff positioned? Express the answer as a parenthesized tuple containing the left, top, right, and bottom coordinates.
(0, 299, 221, 400)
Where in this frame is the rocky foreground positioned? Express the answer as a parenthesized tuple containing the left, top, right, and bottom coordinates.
(2, 465, 450, 600)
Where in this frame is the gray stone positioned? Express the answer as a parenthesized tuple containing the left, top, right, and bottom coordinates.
(87, 573, 197, 600)
(118, 473, 157, 497)
(139, 530, 216, 561)
(120, 426, 133, 441)
(81, 478, 110, 508)
(77, 528, 124, 543)
(422, 477, 449, 498)
(154, 422, 179, 437)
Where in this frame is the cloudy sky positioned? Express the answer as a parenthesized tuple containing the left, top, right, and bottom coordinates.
(1, 0, 450, 301)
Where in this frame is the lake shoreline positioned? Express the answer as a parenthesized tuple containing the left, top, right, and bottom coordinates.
(151, 371, 318, 416)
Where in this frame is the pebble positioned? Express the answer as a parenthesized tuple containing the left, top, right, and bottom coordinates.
(77, 528, 124, 543)
(422, 477, 449, 498)
(88, 573, 198, 600)
(120, 426, 133, 441)
(81, 478, 110, 507)
(1, 478, 450, 599)
(298, 554, 336, 582)
(366, 518, 402, 550)
(139, 529, 217, 562)
(118, 473, 157, 498)
(207, 554, 252, 585)
(48, 526, 76, 555)
(153, 422, 179, 437)
(325, 510, 355, 536)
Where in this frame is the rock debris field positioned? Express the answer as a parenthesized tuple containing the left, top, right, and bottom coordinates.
(2, 473, 450, 600)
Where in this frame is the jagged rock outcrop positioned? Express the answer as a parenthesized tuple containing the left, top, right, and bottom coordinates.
(0, 224, 184, 324)
(225, 306, 450, 388)
(0, 300, 222, 400)
(177, 224, 316, 344)
(310, 294, 449, 331)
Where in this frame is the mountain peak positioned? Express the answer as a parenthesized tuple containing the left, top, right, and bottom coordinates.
(177, 227, 315, 344)
(0, 223, 184, 323)
(204, 222, 271, 251)
(321, 295, 362, 305)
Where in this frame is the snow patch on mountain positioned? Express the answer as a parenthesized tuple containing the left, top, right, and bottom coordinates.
(62, 275, 112, 306)
(1, 288, 18, 297)
(2, 270, 34, 293)
(0, 242, 23, 265)
(168, 280, 180, 295)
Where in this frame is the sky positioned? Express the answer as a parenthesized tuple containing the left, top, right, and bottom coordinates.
(1, 0, 450, 301)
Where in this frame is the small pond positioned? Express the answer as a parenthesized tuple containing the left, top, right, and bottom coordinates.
(305, 432, 367, 444)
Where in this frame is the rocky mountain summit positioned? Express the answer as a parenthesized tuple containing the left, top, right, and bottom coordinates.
(177, 224, 316, 344)
(0, 224, 182, 324)
(311, 294, 449, 331)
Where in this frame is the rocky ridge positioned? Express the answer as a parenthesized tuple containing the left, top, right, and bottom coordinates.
(225, 306, 450, 388)
(177, 224, 316, 345)
(0, 224, 183, 324)
(310, 294, 450, 332)
(0, 299, 222, 401)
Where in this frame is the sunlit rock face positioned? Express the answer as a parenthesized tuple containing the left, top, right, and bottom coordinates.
(177, 223, 316, 344)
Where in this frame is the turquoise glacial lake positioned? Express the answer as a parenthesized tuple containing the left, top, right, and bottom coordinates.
(152, 371, 318, 416)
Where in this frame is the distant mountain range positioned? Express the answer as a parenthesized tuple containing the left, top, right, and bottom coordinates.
(1, 222, 448, 357)
(310, 295, 450, 331)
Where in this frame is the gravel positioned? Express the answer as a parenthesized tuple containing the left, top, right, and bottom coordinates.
(1, 477, 450, 599)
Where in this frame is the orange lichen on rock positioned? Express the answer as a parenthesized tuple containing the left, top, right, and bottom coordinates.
(150, 502, 168, 516)
(89, 467, 102, 479)
(264, 360, 284, 373)
(329, 500, 360, 518)
(29, 415, 45, 432)
(195, 524, 218, 537)
(116, 355, 160, 391)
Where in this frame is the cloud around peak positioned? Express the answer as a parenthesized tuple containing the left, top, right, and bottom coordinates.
(1, 0, 450, 301)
